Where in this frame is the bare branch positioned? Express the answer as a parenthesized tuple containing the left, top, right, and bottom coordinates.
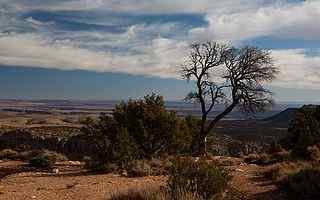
(181, 41, 278, 154)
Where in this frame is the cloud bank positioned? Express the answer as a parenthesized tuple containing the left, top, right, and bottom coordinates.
(0, 0, 320, 89)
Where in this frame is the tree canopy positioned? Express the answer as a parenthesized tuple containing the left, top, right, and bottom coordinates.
(182, 41, 278, 154)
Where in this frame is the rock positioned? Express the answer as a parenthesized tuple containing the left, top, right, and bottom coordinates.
(121, 170, 128, 177)
(52, 168, 59, 174)
(67, 161, 82, 166)
(193, 157, 200, 162)
(240, 162, 247, 166)
(248, 164, 258, 167)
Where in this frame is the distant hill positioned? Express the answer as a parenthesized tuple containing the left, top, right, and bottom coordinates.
(263, 108, 298, 125)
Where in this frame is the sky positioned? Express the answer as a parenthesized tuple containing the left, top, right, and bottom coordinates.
(0, 0, 320, 102)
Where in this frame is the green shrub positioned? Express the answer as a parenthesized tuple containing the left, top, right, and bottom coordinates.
(83, 156, 116, 173)
(0, 147, 68, 162)
(181, 116, 201, 154)
(307, 145, 320, 162)
(18, 149, 43, 160)
(29, 155, 54, 169)
(81, 116, 139, 164)
(27, 150, 67, 169)
(113, 94, 191, 156)
(168, 157, 231, 200)
(285, 168, 320, 200)
(281, 105, 320, 158)
(40, 150, 68, 162)
(81, 94, 194, 164)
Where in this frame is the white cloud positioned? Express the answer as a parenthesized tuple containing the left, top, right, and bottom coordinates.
(0, 33, 188, 78)
(272, 49, 320, 89)
(26, 17, 54, 26)
(0, 0, 320, 91)
(1, 32, 320, 89)
(9, 0, 264, 14)
(191, 1, 320, 41)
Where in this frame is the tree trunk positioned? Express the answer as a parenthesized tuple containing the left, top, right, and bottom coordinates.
(197, 114, 207, 155)
(198, 134, 207, 155)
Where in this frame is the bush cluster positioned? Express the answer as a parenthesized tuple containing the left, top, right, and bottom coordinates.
(28, 150, 68, 169)
(281, 105, 320, 159)
(83, 156, 117, 173)
(110, 156, 238, 200)
(167, 157, 231, 200)
(110, 188, 165, 200)
(0, 148, 67, 163)
(284, 168, 320, 200)
(110, 187, 244, 200)
(124, 158, 172, 177)
(81, 94, 197, 165)
(0, 149, 20, 160)
(29, 155, 54, 169)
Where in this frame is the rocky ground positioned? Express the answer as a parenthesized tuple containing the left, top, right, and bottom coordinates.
(231, 164, 286, 200)
(0, 158, 287, 200)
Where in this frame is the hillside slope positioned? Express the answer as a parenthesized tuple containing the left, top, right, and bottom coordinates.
(263, 108, 298, 126)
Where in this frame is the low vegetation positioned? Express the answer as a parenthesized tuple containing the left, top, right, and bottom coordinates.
(28, 150, 68, 169)
(281, 105, 320, 159)
(29, 155, 55, 169)
(83, 156, 117, 173)
(125, 158, 171, 177)
(0, 148, 67, 162)
(1, 94, 320, 200)
(81, 94, 196, 166)
(110, 188, 178, 200)
(110, 156, 242, 200)
(168, 157, 231, 200)
(284, 167, 320, 200)
(0, 149, 20, 160)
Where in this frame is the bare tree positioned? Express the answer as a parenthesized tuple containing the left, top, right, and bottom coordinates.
(182, 42, 278, 155)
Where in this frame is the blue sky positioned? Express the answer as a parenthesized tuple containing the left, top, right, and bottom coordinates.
(0, 0, 320, 102)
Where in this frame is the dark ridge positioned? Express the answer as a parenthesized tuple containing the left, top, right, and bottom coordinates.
(263, 108, 298, 125)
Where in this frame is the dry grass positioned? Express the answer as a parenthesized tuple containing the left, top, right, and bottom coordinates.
(0, 149, 19, 160)
(0, 148, 68, 162)
(269, 150, 290, 162)
(40, 150, 68, 162)
(125, 158, 172, 177)
(110, 187, 246, 200)
(110, 187, 202, 200)
(262, 161, 314, 182)
(243, 153, 269, 164)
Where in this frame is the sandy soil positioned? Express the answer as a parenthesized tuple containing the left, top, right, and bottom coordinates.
(231, 164, 287, 200)
(0, 160, 285, 200)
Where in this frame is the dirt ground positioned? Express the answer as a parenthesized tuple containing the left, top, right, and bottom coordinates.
(231, 164, 287, 200)
(0, 161, 165, 200)
(0, 160, 286, 200)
